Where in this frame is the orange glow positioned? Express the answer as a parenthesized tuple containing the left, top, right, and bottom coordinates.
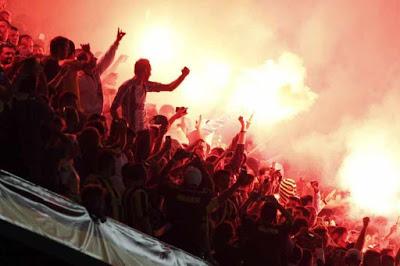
(132, 25, 317, 127)
(136, 26, 178, 66)
(339, 129, 400, 217)
(229, 52, 317, 125)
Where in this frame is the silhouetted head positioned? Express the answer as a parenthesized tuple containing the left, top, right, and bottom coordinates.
(50, 36, 70, 60)
(134, 58, 151, 81)
(18, 34, 33, 57)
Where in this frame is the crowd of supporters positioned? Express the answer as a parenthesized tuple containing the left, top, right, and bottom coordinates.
(0, 6, 399, 266)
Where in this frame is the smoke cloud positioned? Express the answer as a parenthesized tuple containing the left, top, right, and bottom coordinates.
(9, 0, 400, 217)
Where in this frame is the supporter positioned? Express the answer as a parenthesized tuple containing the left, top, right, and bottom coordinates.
(78, 28, 125, 117)
(0, 10, 10, 23)
(110, 58, 190, 132)
(17, 34, 33, 58)
(0, 18, 9, 42)
(75, 127, 101, 181)
(243, 195, 293, 266)
(84, 149, 122, 220)
(363, 250, 382, 266)
(0, 42, 15, 71)
(121, 163, 152, 234)
(81, 184, 107, 222)
(7, 25, 18, 45)
(0, 14, 399, 266)
(33, 43, 45, 58)
(42, 36, 70, 83)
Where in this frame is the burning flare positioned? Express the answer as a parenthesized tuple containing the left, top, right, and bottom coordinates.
(229, 52, 317, 125)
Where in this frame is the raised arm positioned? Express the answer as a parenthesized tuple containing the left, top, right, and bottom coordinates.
(354, 217, 370, 251)
(150, 67, 190, 92)
(96, 28, 126, 76)
(207, 168, 251, 213)
(226, 115, 251, 174)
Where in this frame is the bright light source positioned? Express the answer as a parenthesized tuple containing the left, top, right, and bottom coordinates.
(339, 129, 400, 216)
(229, 52, 317, 125)
(137, 26, 177, 65)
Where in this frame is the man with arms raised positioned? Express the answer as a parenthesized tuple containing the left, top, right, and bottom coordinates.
(111, 58, 189, 132)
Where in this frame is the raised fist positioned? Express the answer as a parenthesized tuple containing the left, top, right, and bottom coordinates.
(181, 66, 190, 77)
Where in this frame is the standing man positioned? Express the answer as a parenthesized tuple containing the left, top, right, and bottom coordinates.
(78, 28, 126, 117)
(110, 59, 189, 132)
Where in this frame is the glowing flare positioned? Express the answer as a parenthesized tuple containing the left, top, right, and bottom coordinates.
(339, 130, 400, 216)
(137, 26, 177, 65)
(229, 52, 317, 125)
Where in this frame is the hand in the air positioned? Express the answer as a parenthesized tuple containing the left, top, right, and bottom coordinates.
(181, 66, 190, 77)
(80, 43, 91, 53)
(116, 28, 126, 43)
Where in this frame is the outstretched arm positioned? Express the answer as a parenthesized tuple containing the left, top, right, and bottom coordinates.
(226, 115, 252, 174)
(96, 28, 126, 75)
(149, 67, 190, 92)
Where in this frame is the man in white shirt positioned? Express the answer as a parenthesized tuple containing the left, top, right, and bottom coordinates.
(110, 58, 190, 132)
(78, 28, 125, 117)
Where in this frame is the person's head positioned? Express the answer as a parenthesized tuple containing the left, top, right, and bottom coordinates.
(291, 218, 309, 235)
(362, 250, 381, 266)
(121, 163, 147, 188)
(344, 249, 362, 266)
(0, 42, 15, 66)
(81, 184, 107, 222)
(183, 166, 202, 188)
(7, 25, 18, 46)
(97, 149, 116, 177)
(77, 127, 100, 153)
(260, 201, 278, 224)
(193, 139, 210, 160)
(213, 169, 231, 192)
(17, 34, 33, 58)
(246, 157, 259, 176)
(33, 43, 44, 57)
(213, 222, 235, 247)
(305, 206, 317, 226)
(0, 10, 11, 23)
(76, 48, 97, 72)
(0, 18, 9, 42)
(134, 58, 151, 81)
(210, 147, 225, 157)
(87, 114, 107, 134)
(151, 115, 169, 135)
(50, 36, 70, 60)
(300, 195, 313, 206)
(287, 196, 301, 208)
(381, 255, 394, 266)
(59, 91, 78, 109)
(313, 226, 329, 248)
(331, 226, 348, 248)
(85, 120, 106, 140)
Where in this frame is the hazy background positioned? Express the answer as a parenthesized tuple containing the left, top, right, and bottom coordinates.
(8, 0, 400, 216)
